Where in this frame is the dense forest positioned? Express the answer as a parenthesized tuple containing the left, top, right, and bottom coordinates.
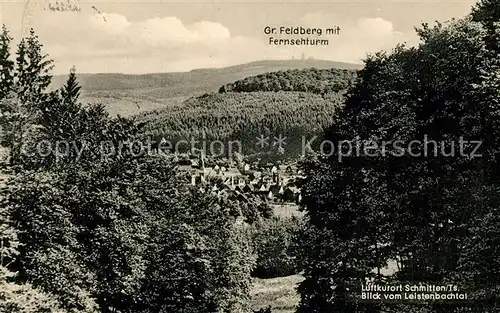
(0, 27, 299, 313)
(297, 1, 500, 312)
(218, 68, 357, 94)
(138, 91, 346, 160)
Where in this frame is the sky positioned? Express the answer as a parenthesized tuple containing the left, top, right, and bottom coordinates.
(0, 0, 478, 74)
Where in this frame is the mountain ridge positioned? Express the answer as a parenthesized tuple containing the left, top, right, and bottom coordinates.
(50, 59, 361, 91)
(49, 59, 361, 116)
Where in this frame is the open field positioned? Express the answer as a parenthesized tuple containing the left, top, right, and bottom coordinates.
(251, 274, 304, 313)
(250, 260, 397, 313)
(80, 93, 188, 117)
(271, 204, 304, 218)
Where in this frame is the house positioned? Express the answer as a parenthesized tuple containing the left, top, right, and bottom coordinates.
(251, 171, 262, 180)
(218, 187, 237, 196)
(221, 182, 236, 191)
(237, 177, 246, 186)
(225, 167, 242, 177)
(283, 186, 301, 203)
(238, 163, 251, 174)
(222, 167, 244, 188)
(257, 183, 270, 193)
(272, 171, 283, 184)
(269, 184, 283, 196)
(242, 183, 255, 193)
(177, 158, 191, 166)
(177, 162, 197, 185)
(256, 183, 271, 200)
(200, 166, 226, 183)
(285, 165, 297, 174)
(269, 185, 284, 201)
(265, 190, 274, 200)
(235, 185, 246, 193)
(261, 175, 273, 184)
(280, 176, 291, 186)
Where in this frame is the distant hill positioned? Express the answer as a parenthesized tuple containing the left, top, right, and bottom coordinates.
(138, 91, 347, 161)
(219, 68, 357, 94)
(50, 59, 361, 116)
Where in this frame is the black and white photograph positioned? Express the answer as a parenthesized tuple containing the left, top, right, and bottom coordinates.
(0, 0, 498, 312)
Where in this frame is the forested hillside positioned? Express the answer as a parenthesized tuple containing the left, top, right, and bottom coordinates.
(219, 68, 357, 94)
(138, 91, 346, 159)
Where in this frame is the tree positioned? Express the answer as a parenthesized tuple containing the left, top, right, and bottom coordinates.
(250, 216, 301, 278)
(0, 265, 80, 313)
(139, 185, 254, 313)
(471, 0, 500, 27)
(0, 27, 54, 166)
(0, 26, 257, 310)
(4, 88, 257, 313)
(15, 29, 54, 109)
(0, 25, 14, 100)
(60, 66, 81, 105)
(0, 180, 19, 269)
(0, 92, 33, 166)
(0, 172, 97, 313)
(297, 10, 500, 313)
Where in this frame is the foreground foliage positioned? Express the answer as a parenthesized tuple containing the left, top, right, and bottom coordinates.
(0, 26, 255, 313)
(298, 1, 500, 313)
(249, 216, 302, 279)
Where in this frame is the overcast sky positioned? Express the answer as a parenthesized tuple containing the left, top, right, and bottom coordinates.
(0, 0, 478, 74)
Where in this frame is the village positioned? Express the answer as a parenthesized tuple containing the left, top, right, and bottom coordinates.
(176, 155, 303, 204)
